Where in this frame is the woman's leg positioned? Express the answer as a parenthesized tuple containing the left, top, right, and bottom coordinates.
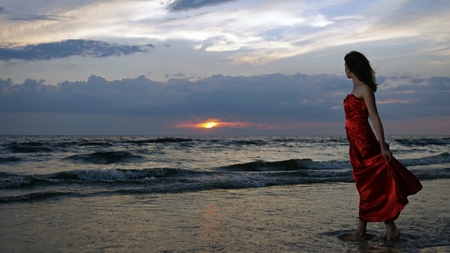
(384, 220, 401, 240)
(343, 220, 367, 241)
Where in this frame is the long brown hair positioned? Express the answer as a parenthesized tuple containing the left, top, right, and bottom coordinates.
(344, 51, 378, 92)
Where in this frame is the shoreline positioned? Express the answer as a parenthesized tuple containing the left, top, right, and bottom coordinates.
(1, 179, 449, 252)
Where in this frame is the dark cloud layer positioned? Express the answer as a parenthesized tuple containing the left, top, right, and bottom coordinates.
(1, 73, 449, 127)
(9, 14, 61, 21)
(0, 40, 149, 61)
(167, 0, 238, 12)
(0, 74, 345, 123)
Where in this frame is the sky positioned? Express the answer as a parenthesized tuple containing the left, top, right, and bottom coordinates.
(0, 0, 449, 135)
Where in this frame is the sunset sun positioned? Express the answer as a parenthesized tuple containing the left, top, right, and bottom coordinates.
(199, 121, 219, 129)
(175, 119, 258, 130)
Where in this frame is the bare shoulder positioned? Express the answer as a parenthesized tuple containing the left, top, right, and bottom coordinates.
(352, 83, 374, 99)
(360, 84, 375, 100)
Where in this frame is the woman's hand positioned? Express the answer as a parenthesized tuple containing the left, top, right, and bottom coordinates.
(381, 145, 392, 163)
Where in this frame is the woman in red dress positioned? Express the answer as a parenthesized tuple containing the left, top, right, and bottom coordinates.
(343, 51, 422, 241)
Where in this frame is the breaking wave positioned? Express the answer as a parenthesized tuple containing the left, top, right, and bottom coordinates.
(63, 151, 145, 164)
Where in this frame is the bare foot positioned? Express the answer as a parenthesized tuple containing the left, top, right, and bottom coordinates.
(341, 220, 368, 242)
(385, 226, 401, 241)
(341, 232, 367, 242)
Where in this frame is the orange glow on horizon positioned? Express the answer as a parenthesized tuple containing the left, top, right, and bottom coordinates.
(174, 119, 255, 129)
(173, 119, 349, 133)
(199, 121, 219, 129)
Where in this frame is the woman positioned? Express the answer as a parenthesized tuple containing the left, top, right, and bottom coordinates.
(342, 51, 422, 241)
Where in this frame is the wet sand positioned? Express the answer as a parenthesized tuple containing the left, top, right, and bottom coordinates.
(1, 179, 449, 252)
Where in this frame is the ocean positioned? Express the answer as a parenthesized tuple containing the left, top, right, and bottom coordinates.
(0, 135, 449, 252)
(1, 135, 449, 203)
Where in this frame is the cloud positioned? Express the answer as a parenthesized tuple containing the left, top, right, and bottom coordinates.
(167, 0, 238, 12)
(8, 14, 62, 21)
(165, 72, 186, 79)
(1, 72, 450, 135)
(377, 99, 420, 105)
(1, 0, 449, 70)
(1, 72, 449, 129)
(0, 40, 149, 61)
(0, 73, 343, 120)
(376, 74, 450, 119)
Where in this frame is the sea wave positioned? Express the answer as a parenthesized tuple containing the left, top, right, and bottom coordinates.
(394, 137, 450, 147)
(49, 168, 197, 181)
(1, 160, 449, 203)
(78, 141, 114, 147)
(2, 136, 449, 156)
(218, 153, 450, 171)
(401, 152, 450, 166)
(0, 167, 348, 203)
(0, 156, 22, 163)
(0, 168, 203, 189)
(125, 137, 193, 145)
(0, 191, 77, 203)
(6, 142, 53, 153)
(0, 173, 31, 189)
(220, 159, 313, 171)
(63, 151, 145, 164)
(1, 135, 450, 203)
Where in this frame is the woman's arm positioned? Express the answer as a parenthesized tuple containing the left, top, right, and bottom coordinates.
(361, 85, 392, 162)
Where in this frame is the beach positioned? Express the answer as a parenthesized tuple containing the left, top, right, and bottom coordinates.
(1, 179, 449, 252)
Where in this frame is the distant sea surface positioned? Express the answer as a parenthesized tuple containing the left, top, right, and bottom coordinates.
(1, 135, 449, 203)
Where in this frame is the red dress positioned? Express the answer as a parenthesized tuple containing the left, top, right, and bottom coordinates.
(344, 94, 422, 222)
